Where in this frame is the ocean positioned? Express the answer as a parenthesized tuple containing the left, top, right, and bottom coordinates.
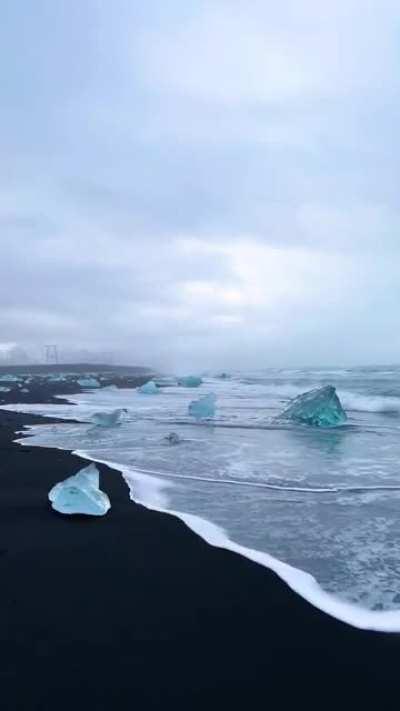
(6, 366, 400, 630)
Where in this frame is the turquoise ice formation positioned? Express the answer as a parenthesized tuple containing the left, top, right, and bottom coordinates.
(77, 377, 100, 388)
(0, 374, 20, 382)
(189, 393, 217, 420)
(178, 375, 203, 388)
(138, 380, 159, 394)
(91, 408, 127, 427)
(48, 463, 110, 516)
(279, 385, 347, 427)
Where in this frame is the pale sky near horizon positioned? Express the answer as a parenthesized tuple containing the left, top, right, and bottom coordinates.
(0, 0, 399, 370)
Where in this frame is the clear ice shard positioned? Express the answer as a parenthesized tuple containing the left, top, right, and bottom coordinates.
(78, 377, 100, 388)
(279, 385, 347, 427)
(138, 380, 159, 394)
(177, 375, 203, 388)
(48, 463, 110, 516)
(188, 393, 217, 420)
(91, 408, 127, 427)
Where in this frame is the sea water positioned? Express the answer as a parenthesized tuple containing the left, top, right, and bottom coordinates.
(5, 366, 400, 628)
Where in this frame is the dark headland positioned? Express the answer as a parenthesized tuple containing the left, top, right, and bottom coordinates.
(0, 372, 399, 709)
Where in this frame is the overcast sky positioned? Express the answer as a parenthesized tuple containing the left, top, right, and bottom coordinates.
(1, 0, 399, 370)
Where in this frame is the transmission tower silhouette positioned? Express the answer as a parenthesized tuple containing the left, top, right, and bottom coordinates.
(45, 345, 59, 364)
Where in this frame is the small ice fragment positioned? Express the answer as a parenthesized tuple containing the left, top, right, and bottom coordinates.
(188, 393, 217, 420)
(279, 385, 347, 427)
(138, 380, 159, 394)
(177, 375, 203, 388)
(0, 386, 11, 392)
(21, 388, 29, 393)
(48, 463, 110, 516)
(0, 374, 20, 382)
(164, 432, 181, 445)
(91, 408, 127, 427)
(77, 377, 100, 388)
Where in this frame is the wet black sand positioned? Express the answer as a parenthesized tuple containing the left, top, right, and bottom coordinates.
(1, 377, 399, 709)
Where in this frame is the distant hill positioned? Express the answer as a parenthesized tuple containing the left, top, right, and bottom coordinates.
(0, 363, 154, 375)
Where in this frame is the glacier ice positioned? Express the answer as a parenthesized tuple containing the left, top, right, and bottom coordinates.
(189, 393, 217, 420)
(77, 377, 100, 388)
(138, 380, 159, 394)
(164, 432, 181, 445)
(0, 374, 20, 382)
(178, 375, 203, 388)
(48, 463, 110, 516)
(91, 408, 128, 427)
(279, 385, 347, 427)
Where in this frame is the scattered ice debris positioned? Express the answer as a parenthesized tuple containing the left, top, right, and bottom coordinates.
(77, 377, 100, 388)
(188, 393, 217, 420)
(279, 385, 347, 427)
(164, 432, 181, 445)
(48, 463, 110, 516)
(21, 388, 29, 393)
(0, 387, 11, 392)
(138, 380, 159, 394)
(178, 375, 203, 388)
(91, 408, 128, 427)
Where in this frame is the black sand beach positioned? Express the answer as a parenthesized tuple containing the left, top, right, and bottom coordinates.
(1, 376, 400, 709)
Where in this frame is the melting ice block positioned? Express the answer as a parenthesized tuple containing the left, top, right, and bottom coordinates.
(139, 380, 159, 394)
(178, 375, 203, 388)
(189, 393, 217, 420)
(279, 385, 347, 427)
(48, 463, 110, 516)
(91, 408, 127, 427)
(78, 377, 100, 388)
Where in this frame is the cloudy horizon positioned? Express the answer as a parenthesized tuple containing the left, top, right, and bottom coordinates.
(1, 1, 399, 371)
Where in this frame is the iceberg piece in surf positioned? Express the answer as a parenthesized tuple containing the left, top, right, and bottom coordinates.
(188, 393, 217, 420)
(178, 375, 203, 388)
(77, 377, 100, 388)
(91, 408, 127, 427)
(164, 432, 181, 445)
(48, 463, 110, 516)
(279, 385, 347, 427)
(138, 380, 159, 394)
(0, 386, 11, 392)
(0, 374, 20, 382)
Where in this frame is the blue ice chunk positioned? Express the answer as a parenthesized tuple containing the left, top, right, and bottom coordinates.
(139, 380, 159, 394)
(279, 385, 347, 427)
(178, 375, 203, 388)
(189, 393, 217, 420)
(0, 374, 20, 382)
(48, 463, 110, 516)
(0, 386, 11, 392)
(77, 377, 100, 388)
(91, 408, 128, 427)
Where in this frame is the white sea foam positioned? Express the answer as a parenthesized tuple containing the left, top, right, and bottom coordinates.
(339, 391, 400, 414)
(65, 449, 400, 633)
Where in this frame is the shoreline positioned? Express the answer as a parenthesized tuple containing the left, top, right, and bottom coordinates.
(1, 378, 400, 706)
